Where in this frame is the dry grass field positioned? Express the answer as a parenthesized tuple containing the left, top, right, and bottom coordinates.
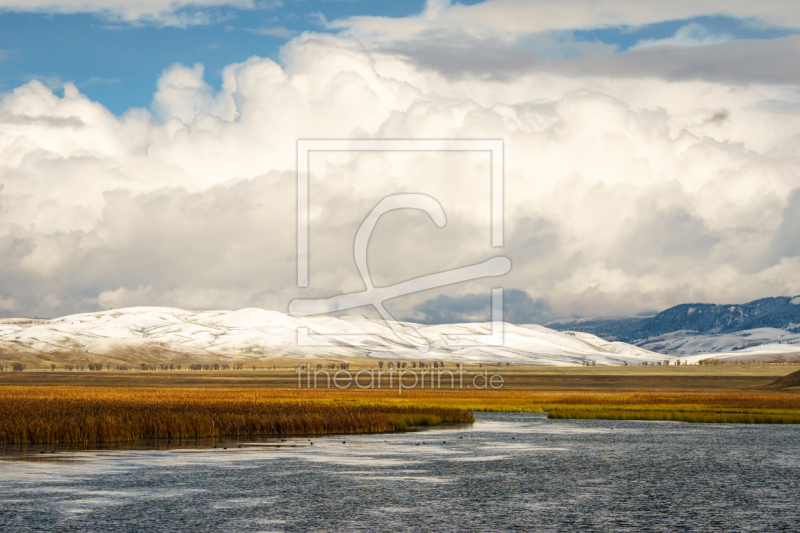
(2, 363, 800, 391)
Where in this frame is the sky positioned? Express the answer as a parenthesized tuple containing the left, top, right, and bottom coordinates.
(1, 0, 800, 323)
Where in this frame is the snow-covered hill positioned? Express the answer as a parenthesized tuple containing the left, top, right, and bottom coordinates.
(0, 307, 673, 368)
(638, 328, 800, 355)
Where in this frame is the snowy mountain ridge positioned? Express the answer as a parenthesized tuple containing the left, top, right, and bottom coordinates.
(0, 306, 670, 368)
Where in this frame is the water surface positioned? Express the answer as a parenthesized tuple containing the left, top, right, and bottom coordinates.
(1, 413, 798, 532)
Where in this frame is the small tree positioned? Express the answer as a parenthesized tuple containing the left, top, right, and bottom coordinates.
(12, 362, 25, 372)
(51, 363, 56, 371)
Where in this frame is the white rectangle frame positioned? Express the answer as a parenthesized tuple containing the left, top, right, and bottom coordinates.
(297, 139, 503, 287)
(295, 139, 505, 348)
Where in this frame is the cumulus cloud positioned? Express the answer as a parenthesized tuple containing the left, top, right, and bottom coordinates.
(2, 27, 800, 321)
(767, 189, 800, 266)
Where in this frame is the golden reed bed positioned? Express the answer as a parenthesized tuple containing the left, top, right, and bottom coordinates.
(0, 387, 473, 445)
(2, 386, 800, 446)
(231, 387, 800, 416)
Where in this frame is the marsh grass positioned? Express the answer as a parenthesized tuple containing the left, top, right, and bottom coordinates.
(276, 390, 800, 424)
(548, 410, 800, 424)
(282, 390, 800, 412)
(0, 387, 473, 445)
(3, 387, 798, 442)
(535, 392, 800, 423)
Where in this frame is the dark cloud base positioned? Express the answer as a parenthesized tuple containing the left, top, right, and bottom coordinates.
(409, 288, 556, 325)
(387, 33, 800, 85)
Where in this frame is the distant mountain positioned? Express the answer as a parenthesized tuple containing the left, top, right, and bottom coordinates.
(549, 296, 800, 343)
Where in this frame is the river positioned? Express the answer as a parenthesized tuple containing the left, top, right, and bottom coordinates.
(1, 412, 798, 532)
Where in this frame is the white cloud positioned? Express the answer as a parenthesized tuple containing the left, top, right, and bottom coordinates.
(632, 23, 734, 49)
(2, 30, 800, 320)
(151, 62, 239, 123)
